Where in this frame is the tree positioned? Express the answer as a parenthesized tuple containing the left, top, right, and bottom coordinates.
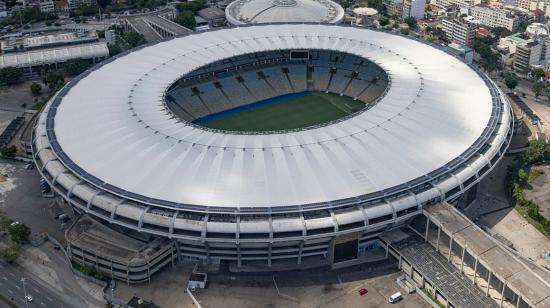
(504, 72, 518, 91)
(379, 16, 389, 27)
(121, 32, 146, 48)
(400, 28, 409, 35)
(404, 16, 417, 28)
(531, 68, 545, 80)
(42, 70, 64, 89)
(64, 58, 90, 76)
(533, 82, 543, 99)
(525, 140, 550, 164)
(0, 245, 20, 263)
(97, 0, 112, 8)
(365, 0, 385, 13)
(491, 27, 511, 39)
(30, 82, 42, 96)
(175, 0, 205, 13)
(108, 44, 122, 56)
(175, 11, 196, 30)
(8, 223, 30, 244)
(0, 67, 23, 86)
(0, 215, 11, 233)
(0, 146, 17, 158)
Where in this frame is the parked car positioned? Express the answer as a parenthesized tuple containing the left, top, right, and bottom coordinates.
(358, 288, 368, 296)
(25, 295, 33, 302)
(388, 292, 402, 303)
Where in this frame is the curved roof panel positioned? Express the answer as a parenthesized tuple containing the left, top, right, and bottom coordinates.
(51, 24, 494, 208)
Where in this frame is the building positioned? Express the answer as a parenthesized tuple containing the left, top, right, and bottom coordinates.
(66, 216, 175, 284)
(38, 0, 55, 12)
(514, 40, 543, 71)
(33, 24, 512, 275)
(526, 22, 549, 36)
(0, 30, 99, 53)
(197, 7, 226, 27)
(402, 0, 425, 18)
(433, 0, 480, 9)
(447, 42, 474, 63)
(0, 1, 8, 19)
(383, 0, 404, 16)
(352, 7, 378, 26)
(468, 6, 529, 31)
(442, 16, 478, 47)
(225, 0, 345, 25)
(67, 0, 96, 9)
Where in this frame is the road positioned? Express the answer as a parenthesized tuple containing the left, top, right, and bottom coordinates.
(0, 261, 71, 308)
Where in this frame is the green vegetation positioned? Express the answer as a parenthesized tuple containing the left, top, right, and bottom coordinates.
(360, 0, 385, 14)
(504, 72, 519, 91)
(510, 140, 550, 237)
(0, 245, 20, 263)
(528, 168, 544, 183)
(0, 146, 17, 158)
(42, 70, 65, 90)
(0, 214, 11, 233)
(64, 58, 91, 76)
(121, 31, 147, 48)
(198, 92, 366, 132)
(75, 263, 107, 281)
(419, 288, 445, 308)
(379, 16, 389, 27)
(1, 7, 57, 27)
(404, 16, 417, 28)
(531, 68, 545, 80)
(8, 223, 30, 244)
(175, 11, 196, 29)
(30, 82, 42, 96)
(175, 0, 205, 13)
(472, 39, 500, 72)
(491, 27, 511, 39)
(0, 67, 22, 86)
(532, 82, 544, 99)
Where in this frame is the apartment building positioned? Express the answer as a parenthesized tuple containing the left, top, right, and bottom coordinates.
(514, 40, 543, 71)
(442, 17, 478, 47)
(383, 0, 404, 16)
(468, 6, 529, 31)
(434, 0, 480, 9)
(68, 0, 96, 9)
(402, 0, 425, 18)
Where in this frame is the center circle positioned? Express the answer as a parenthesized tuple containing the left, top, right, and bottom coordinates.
(164, 49, 389, 133)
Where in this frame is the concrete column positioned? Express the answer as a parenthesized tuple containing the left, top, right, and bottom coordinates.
(516, 295, 521, 308)
(500, 282, 506, 307)
(436, 226, 441, 252)
(398, 255, 402, 269)
(171, 245, 175, 268)
(268, 243, 272, 267)
(424, 217, 430, 242)
(237, 245, 242, 267)
(486, 272, 492, 296)
(460, 248, 466, 273)
(473, 258, 478, 285)
(126, 265, 130, 286)
(298, 241, 304, 264)
(447, 236, 453, 262)
(385, 242, 389, 258)
(147, 259, 151, 284)
(110, 261, 114, 278)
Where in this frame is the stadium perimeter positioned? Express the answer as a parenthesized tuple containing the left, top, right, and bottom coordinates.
(32, 24, 513, 282)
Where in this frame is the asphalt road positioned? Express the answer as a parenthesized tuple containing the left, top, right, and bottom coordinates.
(0, 261, 71, 308)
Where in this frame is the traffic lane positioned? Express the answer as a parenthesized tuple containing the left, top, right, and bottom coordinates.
(0, 262, 71, 308)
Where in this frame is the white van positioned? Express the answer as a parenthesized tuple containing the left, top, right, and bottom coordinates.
(388, 292, 402, 303)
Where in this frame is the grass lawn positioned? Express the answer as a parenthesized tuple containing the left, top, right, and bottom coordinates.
(198, 92, 365, 132)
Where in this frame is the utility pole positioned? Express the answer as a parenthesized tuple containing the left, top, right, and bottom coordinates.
(21, 278, 29, 308)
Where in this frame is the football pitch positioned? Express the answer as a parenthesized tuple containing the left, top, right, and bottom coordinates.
(196, 92, 365, 132)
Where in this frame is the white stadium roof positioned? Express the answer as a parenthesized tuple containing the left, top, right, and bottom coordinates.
(49, 24, 498, 209)
(225, 0, 345, 25)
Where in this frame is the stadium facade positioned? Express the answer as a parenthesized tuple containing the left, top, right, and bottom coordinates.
(33, 24, 513, 276)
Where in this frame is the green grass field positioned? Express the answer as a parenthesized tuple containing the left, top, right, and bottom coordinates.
(199, 92, 365, 132)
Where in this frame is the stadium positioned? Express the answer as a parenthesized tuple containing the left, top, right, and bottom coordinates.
(33, 24, 513, 281)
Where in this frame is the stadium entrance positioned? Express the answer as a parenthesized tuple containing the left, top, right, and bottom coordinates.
(333, 233, 359, 263)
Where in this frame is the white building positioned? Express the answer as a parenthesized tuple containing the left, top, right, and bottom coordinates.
(68, 0, 96, 10)
(403, 0, 425, 18)
(468, 6, 529, 31)
(383, 0, 404, 16)
(526, 22, 549, 36)
(433, 0, 480, 9)
(442, 16, 478, 47)
(38, 0, 55, 12)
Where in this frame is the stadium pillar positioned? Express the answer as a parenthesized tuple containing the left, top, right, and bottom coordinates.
(460, 247, 465, 273)
(516, 295, 521, 308)
(486, 272, 492, 296)
(436, 226, 441, 252)
(268, 243, 272, 267)
(298, 241, 304, 264)
(447, 236, 453, 262)
(473, 258, 478, 285)
(500, 282, 506, 307)
(424, 217, 430, 242)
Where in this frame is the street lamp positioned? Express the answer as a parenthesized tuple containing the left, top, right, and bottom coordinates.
(21, 278, 29, 308)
